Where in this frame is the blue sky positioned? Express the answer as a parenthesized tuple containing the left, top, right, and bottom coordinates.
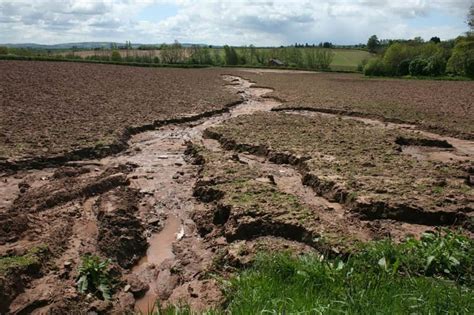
(0, 0, 471, 45)
(137, 3, 178, 23)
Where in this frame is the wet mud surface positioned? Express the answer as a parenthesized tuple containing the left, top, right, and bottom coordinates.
(0, 73, 472, 314)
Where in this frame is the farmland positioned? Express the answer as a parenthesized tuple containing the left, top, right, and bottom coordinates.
(54, 47, 373, 71)
(0, 61, 240, 167)
(0, 61, 473, 314)
(234, 70, 474, 139)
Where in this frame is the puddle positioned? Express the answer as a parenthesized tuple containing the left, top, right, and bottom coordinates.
(132, 215, 181, 313)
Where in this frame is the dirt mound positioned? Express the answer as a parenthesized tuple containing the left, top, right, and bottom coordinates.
(97, 187, 148, 268)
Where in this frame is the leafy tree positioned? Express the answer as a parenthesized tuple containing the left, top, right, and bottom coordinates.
(430, 36, 441, 44)
(468, 4, 473, 32)
(189, 45, 212, 64)
(383, 42, 416, 75)
(367, 35, 380, 53)
(446, 36, 474, 77)
(0, 46, 8, 55)
(315, 49, 334, 70)
(160, 41, 184, 64)
(223, 45, 239, 65)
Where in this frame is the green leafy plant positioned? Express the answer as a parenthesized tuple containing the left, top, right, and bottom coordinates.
(76, 254, 113, 300)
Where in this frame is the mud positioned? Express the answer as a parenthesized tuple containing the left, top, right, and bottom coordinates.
(0, 74, 281, 314)
(277, 109, 474, 163)
(0, 73, 472, 314)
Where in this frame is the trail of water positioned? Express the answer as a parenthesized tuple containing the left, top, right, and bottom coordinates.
(101, 75, 279, 313)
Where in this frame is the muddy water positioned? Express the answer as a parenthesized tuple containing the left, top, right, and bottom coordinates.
(282, 110, 474, 162)
(96, 75, 280, 313)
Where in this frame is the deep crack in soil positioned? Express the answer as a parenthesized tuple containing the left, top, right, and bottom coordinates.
(0, 74, 472, 314)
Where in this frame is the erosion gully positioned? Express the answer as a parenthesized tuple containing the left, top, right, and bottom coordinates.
(1, 74, 473, 314)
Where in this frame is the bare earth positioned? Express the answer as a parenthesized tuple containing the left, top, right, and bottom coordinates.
(0, 64, 472, 314)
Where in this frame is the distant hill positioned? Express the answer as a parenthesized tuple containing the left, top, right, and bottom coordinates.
(1, 42, 213, 50)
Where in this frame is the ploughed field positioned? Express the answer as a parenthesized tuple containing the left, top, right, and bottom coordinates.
(0, 62, 473, 314)
(0, 61, 240, 167)
(234, 70, 474, 139)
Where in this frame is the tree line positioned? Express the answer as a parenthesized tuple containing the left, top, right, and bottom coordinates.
(363, 6, 474, 78)
(0, 41, 336, 70)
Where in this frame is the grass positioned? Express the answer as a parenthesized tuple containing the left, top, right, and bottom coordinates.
(329, 48, 373, 71)
(223, 230, 474, 314)
(0, 244, 48, 274)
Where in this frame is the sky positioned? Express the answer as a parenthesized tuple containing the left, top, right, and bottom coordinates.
(0, 0, 472, 46)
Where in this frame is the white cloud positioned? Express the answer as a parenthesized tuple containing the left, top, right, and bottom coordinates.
(0, 0, 471, 45)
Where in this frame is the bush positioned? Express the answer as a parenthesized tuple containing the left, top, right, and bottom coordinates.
(111, 50, 122, 62)
(397, 58, 411, 76)
(364, 58, 386, 76)
(0, 46, 8, 55)
(383, 42, 416, 75)
(356, 58, 368, 72)
(409, 58, 429, 76)
(424, 53, 447, 76)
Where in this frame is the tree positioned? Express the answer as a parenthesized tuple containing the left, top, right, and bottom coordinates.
(446, 36, 474, 78)
(430, 37, 441, 44)
(160, 41, 184, 64)
(367, 35, 380, 53)
(468, 4, 473, 32)
(223, 45, 239, 65)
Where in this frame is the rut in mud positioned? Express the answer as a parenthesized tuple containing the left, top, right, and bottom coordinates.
(0, 75, 282, 314)
(0, 74, 472, 314)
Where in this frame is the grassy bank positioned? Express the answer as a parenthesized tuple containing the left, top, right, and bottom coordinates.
(148, 230, 473, 314)
(223, 230, 473, 314)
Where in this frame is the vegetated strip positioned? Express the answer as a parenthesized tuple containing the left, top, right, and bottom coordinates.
(0, 99, 242, 172)
(0, 54, 210, 69)
(272, 106, 474, 141)
(0, 55, 360, 73)
(203, 129, 472, 230)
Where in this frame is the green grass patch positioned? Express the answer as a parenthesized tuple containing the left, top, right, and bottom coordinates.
(223, 230, 474, 314)
(0, 244, 48, 275)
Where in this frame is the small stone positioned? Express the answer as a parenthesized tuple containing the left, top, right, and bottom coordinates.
(124, 284, 131, 292)
(157, 155, 168, 159)
(147, 218, 160, 225)
(175, 162, 183, 166)
(64, 261, 72, 268)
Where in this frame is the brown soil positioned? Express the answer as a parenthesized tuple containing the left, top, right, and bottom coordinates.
(227, 71, 474, 140)
(0, 70, 472, 314)
(206, 111, 473, 231)
(0, 61, 240, 169)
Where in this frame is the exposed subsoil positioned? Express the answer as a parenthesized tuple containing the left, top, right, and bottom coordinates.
(0, 72, 472, 314)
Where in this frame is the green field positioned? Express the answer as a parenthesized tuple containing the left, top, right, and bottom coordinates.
(329, 48, 374, 70)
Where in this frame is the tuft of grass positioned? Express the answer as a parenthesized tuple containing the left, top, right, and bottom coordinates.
(0, 244, 48, 275)
(223, 230, 474, 314)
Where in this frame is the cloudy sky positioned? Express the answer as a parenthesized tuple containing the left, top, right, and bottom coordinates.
(0, 0, 472, 45)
